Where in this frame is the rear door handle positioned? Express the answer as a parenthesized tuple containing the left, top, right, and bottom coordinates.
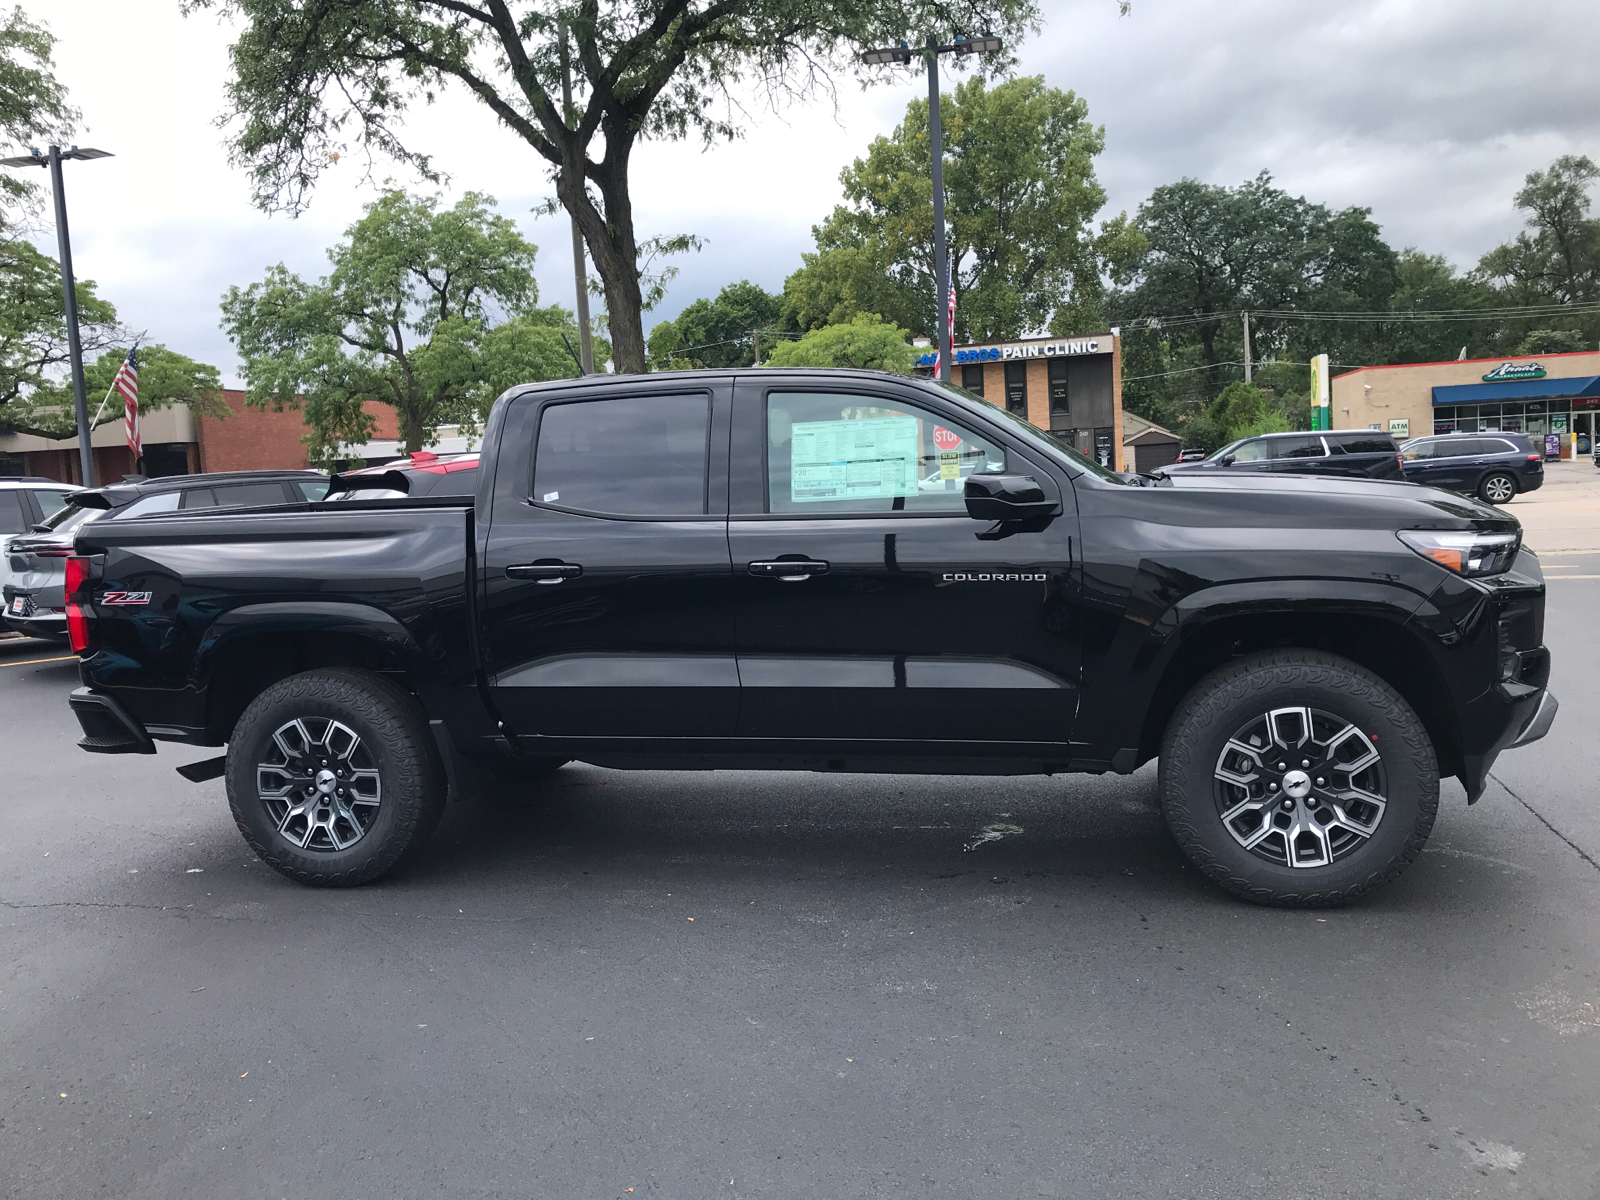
(748, 559, 829, 582)
(506, 563, 583, 584)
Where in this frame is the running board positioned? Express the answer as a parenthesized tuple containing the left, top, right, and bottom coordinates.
(175, 755, 227, 783)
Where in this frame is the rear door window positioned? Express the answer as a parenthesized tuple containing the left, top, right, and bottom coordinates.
(0, 491, 26, 534)
(1271, 436, 1326, 459)
(114, 492, 182, 519)
(765, 392, 1006, 514)
(30, 489, 73, 519)
(534, 393, 710, 517)
(210, 482, 295, 508)
(1437, 438, 1478, 457)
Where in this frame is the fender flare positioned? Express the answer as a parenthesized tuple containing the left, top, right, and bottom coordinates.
(191, 600, 424, 692)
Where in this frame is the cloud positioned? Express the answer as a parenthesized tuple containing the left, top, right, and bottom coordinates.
(17, 0, 1600, 386)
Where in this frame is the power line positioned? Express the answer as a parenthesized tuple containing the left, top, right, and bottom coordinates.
(1119, 298, 1600, 331)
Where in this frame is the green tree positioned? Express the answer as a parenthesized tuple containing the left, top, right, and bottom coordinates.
(221, 189, 583, 464)
(1112, 172, 1398, 437)
(0, 5, 77, 230)
(1478, 155, 1600, 346)
(763, 313, 914, 371)
(649, 280, 780, 368)
(784, 75, 1113, 342)
(186, 0, 1036, 375)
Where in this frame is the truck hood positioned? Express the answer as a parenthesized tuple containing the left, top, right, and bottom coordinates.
(1150, 470, 1519, 535)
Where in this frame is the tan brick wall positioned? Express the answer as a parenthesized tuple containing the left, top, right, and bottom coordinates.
(1025, 357, 1050, 430)
(1111, 334, 1124, 471)
(1332, 350, 1600, 438)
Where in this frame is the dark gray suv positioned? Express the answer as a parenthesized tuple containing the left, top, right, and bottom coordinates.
(1167, 430, 1404, 481)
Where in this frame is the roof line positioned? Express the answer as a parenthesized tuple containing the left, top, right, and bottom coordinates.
(1333, 347, 1600, 381)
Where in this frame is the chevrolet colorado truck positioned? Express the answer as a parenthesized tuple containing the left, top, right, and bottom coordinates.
(62, 369, 1557, 905)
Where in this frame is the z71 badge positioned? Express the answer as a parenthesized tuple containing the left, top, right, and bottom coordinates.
(100, 591, 153, 606)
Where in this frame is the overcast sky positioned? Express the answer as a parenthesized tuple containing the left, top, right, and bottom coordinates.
(17, 0, 1600, 385)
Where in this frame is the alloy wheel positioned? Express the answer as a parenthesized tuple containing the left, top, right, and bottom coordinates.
(1213, 706, 1387, 868)
(1483, 475, 1515, 504)
(256, 717, 382, 851)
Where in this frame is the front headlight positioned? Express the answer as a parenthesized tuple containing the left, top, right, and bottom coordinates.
(1397, 529, 1521, 577)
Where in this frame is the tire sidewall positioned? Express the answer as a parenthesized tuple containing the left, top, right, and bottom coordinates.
(226, 671, 441, 886)
(1479, 473, 1516, 505)
(1160, 653, 1438, 906)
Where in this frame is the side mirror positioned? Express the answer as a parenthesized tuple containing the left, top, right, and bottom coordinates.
(963, 474, 1061, 522)
(1218, 453, 1236, 466)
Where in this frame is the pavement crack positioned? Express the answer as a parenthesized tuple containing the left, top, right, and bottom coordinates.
(1490, 771, 1600, 873)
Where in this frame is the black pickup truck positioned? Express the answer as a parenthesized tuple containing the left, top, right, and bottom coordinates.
(62, 369, 1556, 905)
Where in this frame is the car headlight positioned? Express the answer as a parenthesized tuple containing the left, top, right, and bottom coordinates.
(1397, 529, 1520, 577)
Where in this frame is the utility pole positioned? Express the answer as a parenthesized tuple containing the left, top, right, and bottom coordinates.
(558, 22, 594, 374)
(750, 328, 761, 365)
(860, 34, 1000, 385)
(1242, 311, 1252, 384)
(926, 39, 950, 383)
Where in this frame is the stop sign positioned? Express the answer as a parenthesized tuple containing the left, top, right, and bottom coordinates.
(933, 426, 961, 452)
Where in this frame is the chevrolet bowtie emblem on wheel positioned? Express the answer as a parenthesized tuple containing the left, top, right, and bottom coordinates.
(100, 591, 153, 606)
(942, 573, 1048, 582)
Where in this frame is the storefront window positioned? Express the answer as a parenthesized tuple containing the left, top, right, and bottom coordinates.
(960, 363, 985, 396)
(1047, 358, 1069, 415)
(1003, 361, 1027, 416)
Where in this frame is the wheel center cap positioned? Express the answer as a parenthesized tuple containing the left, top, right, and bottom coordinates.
(315, 769, 338, 795)
(1282, 769, 1312, 799)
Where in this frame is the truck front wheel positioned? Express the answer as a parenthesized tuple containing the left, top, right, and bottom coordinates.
(1159, 650, 1438, 907)
(226, 669, 446, 887)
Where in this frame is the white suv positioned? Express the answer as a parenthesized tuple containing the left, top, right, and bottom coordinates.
(0, 478, 79, 609)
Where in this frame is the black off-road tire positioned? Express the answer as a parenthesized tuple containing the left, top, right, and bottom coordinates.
(1478, 472, 1517, 505)
(226, 668, 446, 887)
(1159, 650, 1438, 907)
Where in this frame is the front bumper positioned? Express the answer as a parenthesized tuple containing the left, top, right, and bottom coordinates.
(1507, 689, 1558, 749)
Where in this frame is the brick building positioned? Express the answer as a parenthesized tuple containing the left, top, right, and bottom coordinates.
(916, 332, 1125, 470)
(0, 391, 401, 483)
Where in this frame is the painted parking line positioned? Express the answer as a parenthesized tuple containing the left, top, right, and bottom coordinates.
(0, 654, 75, 667)
(1544, 575, 1600, 580)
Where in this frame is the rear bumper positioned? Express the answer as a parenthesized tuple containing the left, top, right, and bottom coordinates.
(1519, 472, 1544, 494)
(69, 687, 156, 755)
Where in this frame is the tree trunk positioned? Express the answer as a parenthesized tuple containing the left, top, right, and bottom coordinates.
(561, 139, 648, 374)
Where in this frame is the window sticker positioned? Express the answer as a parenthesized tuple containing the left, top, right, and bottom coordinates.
(790, 416, 920, 503)
(543, 491, 560, 502)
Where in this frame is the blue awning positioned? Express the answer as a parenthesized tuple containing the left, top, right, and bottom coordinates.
(1433, 375, 1600, 406)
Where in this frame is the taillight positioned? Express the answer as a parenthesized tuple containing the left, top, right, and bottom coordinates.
(1396, 452, 1404, 471)
(1526, 454, 1541, 462)
(64, 554, 91, 652)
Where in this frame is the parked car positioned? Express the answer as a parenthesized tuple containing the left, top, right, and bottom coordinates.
(1174, 448, 1207, 463)
(0, 478, 78, 607)
(327, 450, 479, 500)
(3, 470, 325, 640)
(1398, 432, 1544, 505)
(1165, 430, 1404, 481)
(62, 369, 1553, 907)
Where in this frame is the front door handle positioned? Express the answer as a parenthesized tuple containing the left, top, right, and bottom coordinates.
(506, 562, 583, 584)
(748, 559, 829, 582)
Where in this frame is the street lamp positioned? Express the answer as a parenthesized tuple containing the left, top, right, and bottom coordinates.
(0, 145, 114, 486)
(861, 35, 1002, 382)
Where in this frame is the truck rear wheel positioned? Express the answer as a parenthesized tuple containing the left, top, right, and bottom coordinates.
(1159, 650, 1438, 907)
(226, 668, 446, 887)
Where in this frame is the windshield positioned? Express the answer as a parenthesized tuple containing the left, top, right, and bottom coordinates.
(930, 381, 1129, 483)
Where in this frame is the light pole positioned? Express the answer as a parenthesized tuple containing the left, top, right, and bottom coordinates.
(0, 144, 114, 485)
(861, 34, 1002, 383)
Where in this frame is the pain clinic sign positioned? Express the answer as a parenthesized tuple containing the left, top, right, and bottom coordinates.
(916, 338, 1103, 368)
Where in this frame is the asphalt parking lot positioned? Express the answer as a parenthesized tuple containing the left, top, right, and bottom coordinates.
(4, 468, 1599, 1199)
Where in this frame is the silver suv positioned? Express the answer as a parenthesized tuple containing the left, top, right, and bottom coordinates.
(0, 478, 79, 620)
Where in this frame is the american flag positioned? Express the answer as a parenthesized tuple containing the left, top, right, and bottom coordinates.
(112, 348, 139, 462)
